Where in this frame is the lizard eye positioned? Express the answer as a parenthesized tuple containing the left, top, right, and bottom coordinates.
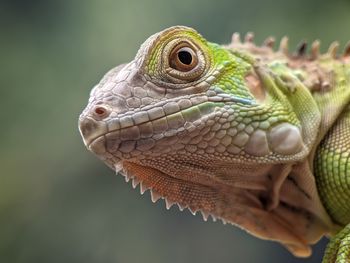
(170, 46, 198, 72)
(152, 38, 207, 84)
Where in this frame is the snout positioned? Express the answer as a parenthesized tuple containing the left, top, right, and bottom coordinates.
(78, 116, 106, 144)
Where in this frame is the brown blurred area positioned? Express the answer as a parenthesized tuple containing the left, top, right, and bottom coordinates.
(1, 0, 350, 262)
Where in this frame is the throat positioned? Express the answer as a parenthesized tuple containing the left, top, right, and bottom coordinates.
(120, 155, 334, 257)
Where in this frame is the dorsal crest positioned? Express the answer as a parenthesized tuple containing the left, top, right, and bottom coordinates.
(228, 32, 350, 60)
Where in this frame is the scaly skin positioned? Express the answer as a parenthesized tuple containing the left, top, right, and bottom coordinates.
(78, 26, 350, 262)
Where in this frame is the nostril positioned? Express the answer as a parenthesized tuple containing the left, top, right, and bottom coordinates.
(93, 106, 110, 119)
(95, 107, 106, 115)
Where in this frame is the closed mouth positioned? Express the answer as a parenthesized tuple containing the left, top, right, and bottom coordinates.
(86, 92, 254, 150)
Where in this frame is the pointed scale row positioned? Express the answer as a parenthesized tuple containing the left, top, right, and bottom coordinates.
(117, 165, 228, 225)
(231, 32, 350, 59)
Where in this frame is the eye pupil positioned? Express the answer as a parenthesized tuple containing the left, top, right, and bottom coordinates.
(177, 50, 192, 65)
(169, 45, 198, 72)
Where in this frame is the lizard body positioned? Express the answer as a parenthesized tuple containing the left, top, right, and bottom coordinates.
(79, 26, 350, 262)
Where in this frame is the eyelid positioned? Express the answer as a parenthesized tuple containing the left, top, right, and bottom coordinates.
(148, 37, 208, 85)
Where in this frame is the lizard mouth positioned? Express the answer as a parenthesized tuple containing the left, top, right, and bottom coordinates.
(83, 93, 254, 157)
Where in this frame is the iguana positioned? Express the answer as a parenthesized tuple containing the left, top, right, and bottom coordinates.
(78, 26, 350, 262)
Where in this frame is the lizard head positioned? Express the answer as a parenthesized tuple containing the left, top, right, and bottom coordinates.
(79, 26, 324, 257)
(79, 26, 307, 167)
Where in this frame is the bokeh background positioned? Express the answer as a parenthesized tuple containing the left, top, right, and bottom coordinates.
(1, 0, 350, 262)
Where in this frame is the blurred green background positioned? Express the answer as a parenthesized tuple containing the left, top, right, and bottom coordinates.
(1, 0, 350, 262)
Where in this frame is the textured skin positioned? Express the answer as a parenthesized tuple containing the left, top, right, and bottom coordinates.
(78, 26, 350, 262)
(315, 105, 350, 226)
(322, 224, 350, 263)
(316, 105, 350, 263)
